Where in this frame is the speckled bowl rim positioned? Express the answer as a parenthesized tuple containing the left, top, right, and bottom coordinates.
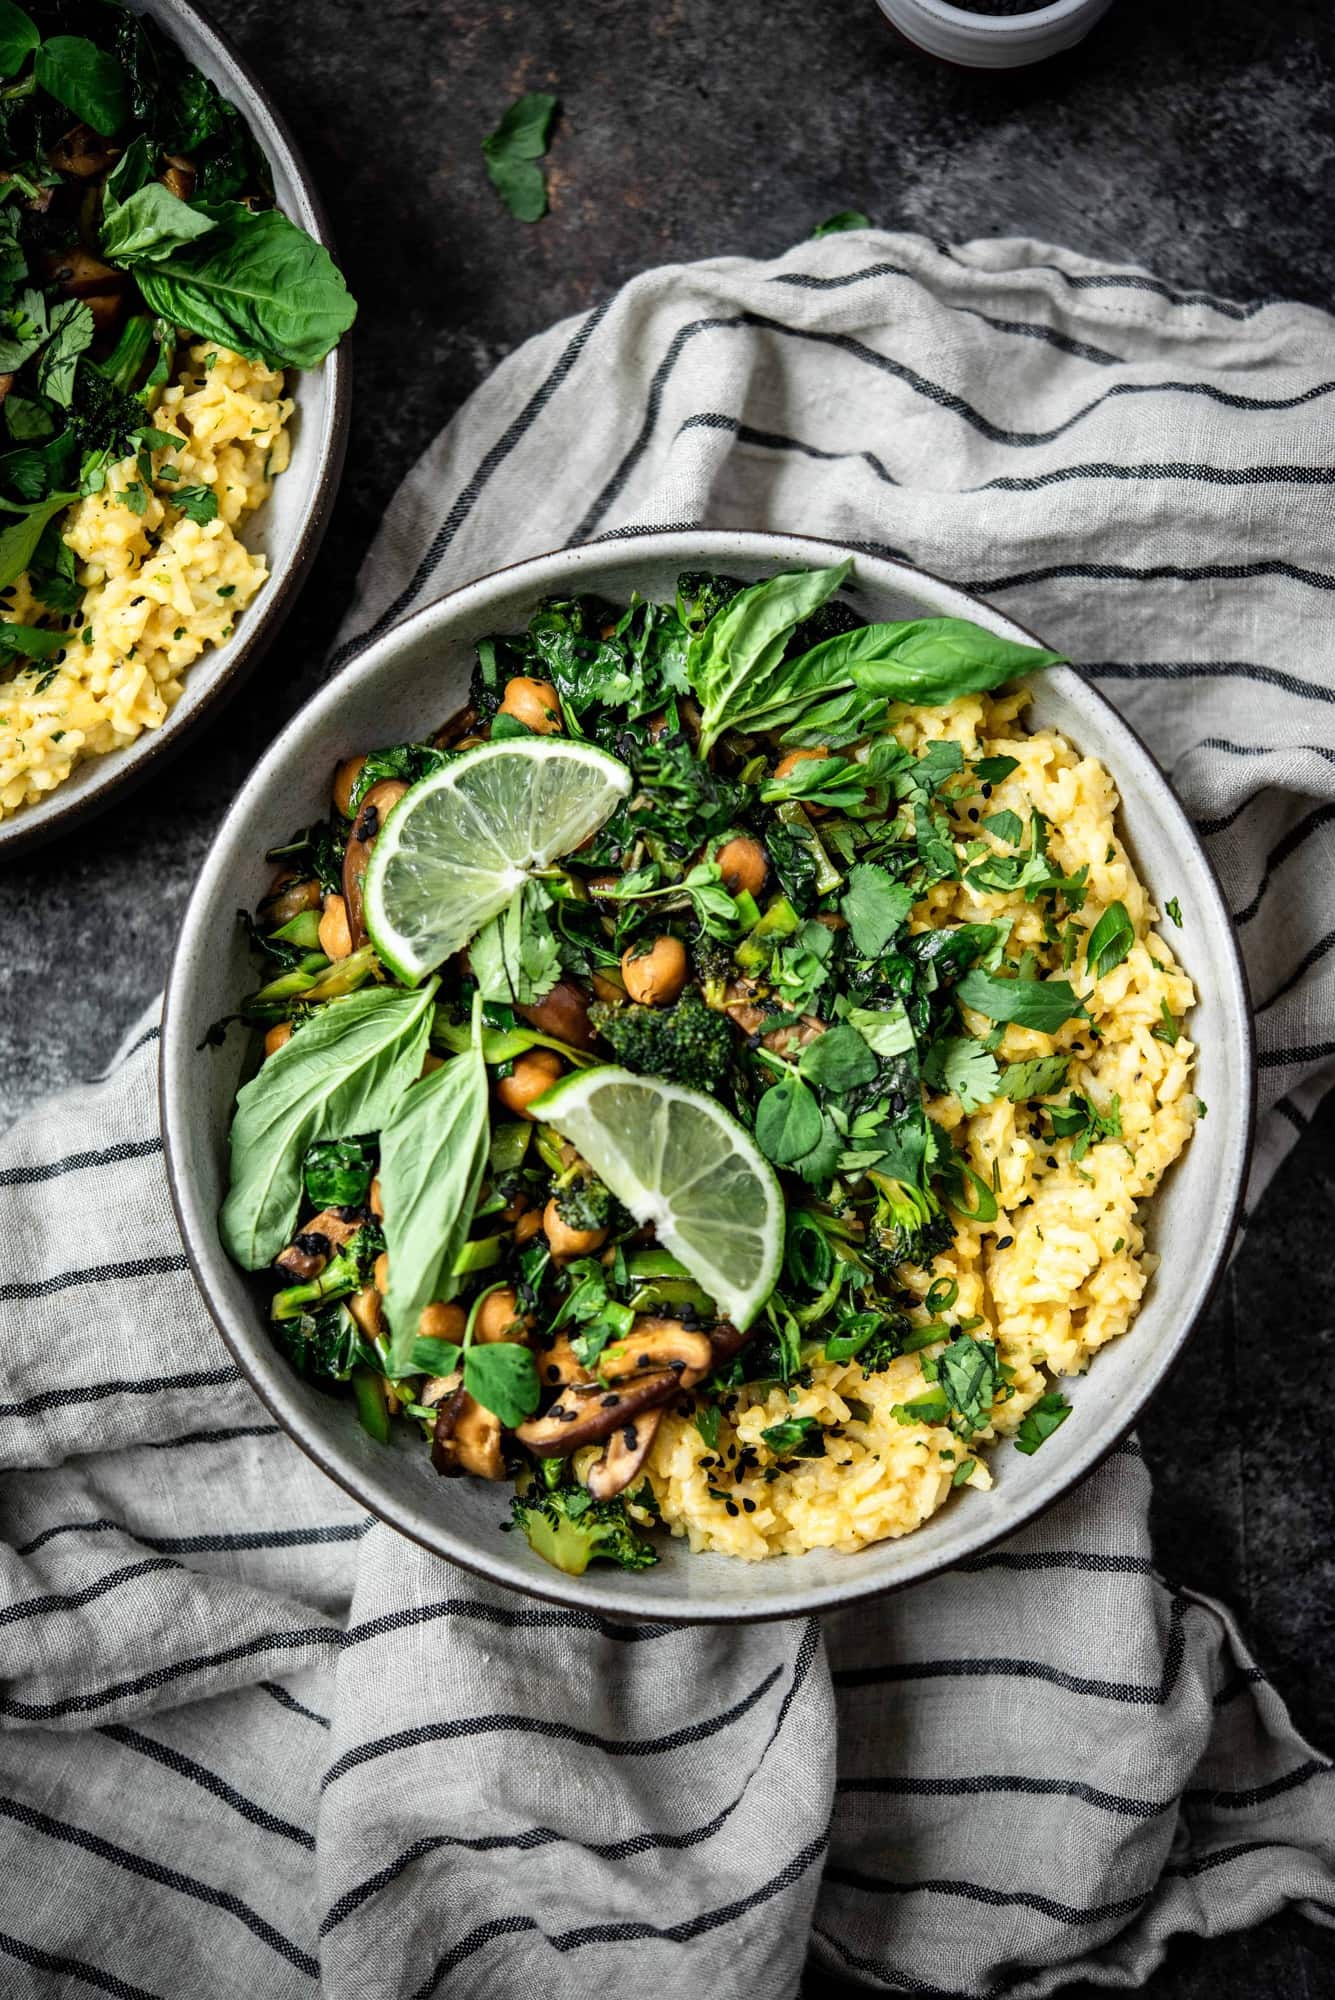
(0, 0, 351, 862)
(160, 529, 1256, 1624)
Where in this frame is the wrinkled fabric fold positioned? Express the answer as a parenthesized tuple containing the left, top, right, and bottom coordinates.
(1, 232, 1332, 1998)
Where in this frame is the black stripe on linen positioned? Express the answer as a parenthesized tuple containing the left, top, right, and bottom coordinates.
(1256, 926, 1335, 1014)
(0, 1252, 190, 1308)
(1084, 660, 1335, 710)
(810, 1922, 960, 1998)
(323, 1619, 822, 1936)
(834, 1594, 1186, 1706)
(974, 461, 1335, 494)
(929, 241, 1276, 320)
(0, 1930, 164, 2000)
(677, 409, 901, 486)
(1181, 737, 1335, 768)
(1233, 803, 1335, 926)
(1165, 1838, 1335, 1908)
(0, 1627, 340, 1721)
(345, 1594, 677, 1650)
(0, 1135, 162, 1188)
(824, 1860, 1149, 1929)
(1276, 1095, 1310, 1135)
(94, 1024, 160, 1078)
(1213, 1665, 1267, 1707)
(261, 1681, 331, 1729)
(406, 1833, 829, 1999)
(99, 1724, 317, 1849)
(965, 558, 1335, 596)
(836, 1771, 1170, 1821)
(1184, 1757, 1332, 1812)
(0, 1556, 180, 1627)
(0, 1360, 238, 1422)
(0, 1794, 318, 1978)
(950, 1549, 1157, 1578)
(327, 298, 613, 675)
(322, 1659, 785, 1793)
(767, 262, 1125, 363)
(15, 1516, 366, 1558)
(574, 308, 1335, 543)
(146, 1422, 284, 1451)
(1258, 1040, 1335, 1071)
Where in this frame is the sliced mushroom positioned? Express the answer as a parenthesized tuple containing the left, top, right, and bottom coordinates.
(708, 1321, 752, 1367)
(433, 704, 477, 749)
(420, 1370, 460, 1408)
(432, 1386, 505, 1479)
(42, 245, 128, 300)
(46, 123, 117, 180)
(342, 779, 409, 948)
(599, 1318, 713, 1388)
(162, 153, 196, 202)
(516, 976, 597, 1050)
(515, 1371, 679, 1456)
(762, 1012, 826, 1058)
(536, 1334, 594, 1390)
(587, 1405, 664, 1502)
(273, 1207, 361, 1280)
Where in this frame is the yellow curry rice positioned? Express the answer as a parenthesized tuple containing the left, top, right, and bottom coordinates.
(644, 686, 1197, 1559)
(0, 342, 291, 819)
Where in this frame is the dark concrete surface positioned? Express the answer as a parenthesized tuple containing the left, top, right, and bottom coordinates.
(3, 1, 1333, 1990)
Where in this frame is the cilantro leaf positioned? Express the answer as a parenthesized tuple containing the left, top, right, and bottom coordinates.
(1013, 1391, 1072, 1455)
(956, 968, 1086, 1033)
(35, 300, 94, 408)
(982, 809, 1024, 845)
(760, 1415, 825, 1457)
(846, 1003, 915, 1058)
(997, 1054, 1070, 1100)
(798, 1023, 879, 1092)
(937, 1334, 998, 1435)
(173, 484, 219, 524)
(923, 1035, 1001, 1112)
(841, 862, 914, 957)
(469, 882, 560, 1007)
(973, 754, 1019, 786)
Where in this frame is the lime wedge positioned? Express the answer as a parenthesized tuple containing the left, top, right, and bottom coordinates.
(534, 1066, 783, 1330)
(363, 739, 631, 984)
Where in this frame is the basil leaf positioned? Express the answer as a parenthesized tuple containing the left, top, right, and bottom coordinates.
(937, 1334, 998, 1435)
(35, 36, 128, 135)
(922, 1035, 1001, 1112)
(0, 0, 38, 76)
(101, 182, 217, 263)
(754, 1075, 823, 1165)
(955, 967, 1086, 1033)
(0, 490, 77, 592)
(794, 618, 1066, 707)
(798, 1023, 879, 1092)
(973, 754, 1019, 786)
(811, 210, 871, 236)
(840, 861, 914, 957)
(847, 1003, 915, 1058)
(463, 1341, 541, 1426)
(688, 561, 852, 754)
(130, 204, 356, 370)
(411, 1334, 462, 1375)
(1013, 1390, 1072, 1456)
(103, 134, 155, 209)
(380, 1000, 491, 1372)
(997, 1054, 1069, 1100)
(482, 91, 558, 222)
(1085, 900, 1134, 980)
(35, 300, 94, 408)
(220, 983, 437, 1270)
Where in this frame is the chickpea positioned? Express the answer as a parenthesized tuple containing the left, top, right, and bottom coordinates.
(517, 976, 595, 1049)
(332, 754, 367, 819)
(621, 935, 687, 1007)
(418, 1301, 466, 1340)
(772, 745, 831, 815)
(374, 1251, 390, 1295)
(497, 1048, 563, 1118)
(514, 1209, 545, 1246)
(475, 1287, 531, 1345)
(369, 1176, 384, 1218)
(499, 676, 562, 735)
(318, 893, 352, 961)
(715, 835, 768, 899)
(543, 1196, 609, 1260)
(591, 969, 627, 1006)
(264, 1022, 292, 1058)
(260, 872, 321, 926)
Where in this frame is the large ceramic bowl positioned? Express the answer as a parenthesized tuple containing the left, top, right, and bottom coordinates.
(0, 0, 350, 858)
(160, 532, 1255, 1621)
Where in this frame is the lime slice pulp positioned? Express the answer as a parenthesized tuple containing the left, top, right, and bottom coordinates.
(363, 738, 631, 984)
(533, 1066, 783, 1331)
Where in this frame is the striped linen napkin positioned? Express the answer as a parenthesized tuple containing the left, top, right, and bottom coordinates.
(2, 231, 1333, 2000)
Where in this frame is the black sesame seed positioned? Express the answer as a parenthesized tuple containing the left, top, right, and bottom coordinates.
(996, 1235, 1014, 1250)
(742, 1498, 756, 1513)
(967, 808, 979, 823)
(725, 1500, 739, 1517)
(546, 1366, 560, 1383)
(600, 1393, 620, 1408)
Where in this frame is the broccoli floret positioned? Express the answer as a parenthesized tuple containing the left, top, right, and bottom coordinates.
(591, 988, 734, 1091)
(554, 1172, 612, 1233)
(270, 1223, 383, 1322)
(675, 570, 745, 634)
(690, 933, 735, 1007)
(864, 1173, 955, 1273)
(510, 1486, 658, 1575)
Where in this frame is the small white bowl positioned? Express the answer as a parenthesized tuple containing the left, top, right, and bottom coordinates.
(876, 0, 1115, 68)
(161, 531, 1254, 1623)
